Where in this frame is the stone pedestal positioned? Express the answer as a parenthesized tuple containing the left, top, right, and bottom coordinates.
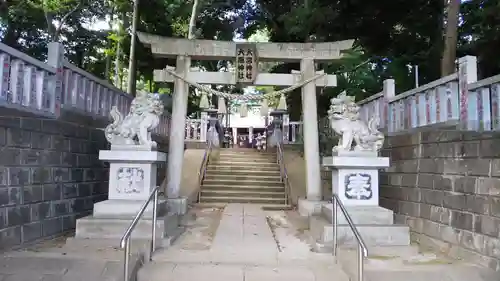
(322, 151, 389, 206)
(96, 150, 167, 217)
(75, 149, 170, 240)
(314, 151, 410, 247)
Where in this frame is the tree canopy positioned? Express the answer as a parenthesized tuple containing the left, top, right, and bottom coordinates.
(1, 0, 498, 118)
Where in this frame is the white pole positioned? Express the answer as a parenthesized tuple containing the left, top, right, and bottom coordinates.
(414, 65, 419, 88)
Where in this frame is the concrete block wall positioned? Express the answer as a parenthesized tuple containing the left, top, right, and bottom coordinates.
(0, 116, 109, 249)
(380, 130, 500, 271)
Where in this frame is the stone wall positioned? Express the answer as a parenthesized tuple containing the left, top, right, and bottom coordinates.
(380, 130, 500, 271)
(0, 115, 109, 249)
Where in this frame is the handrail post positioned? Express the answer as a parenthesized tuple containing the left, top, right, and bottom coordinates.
(332, 196, 338, 258)
(120, 185, 162, 281)
(150, 189, 158, 261)
(358, 244, 364, 281)
(332, 193, 367, 281)
(123, 237, 130, 281)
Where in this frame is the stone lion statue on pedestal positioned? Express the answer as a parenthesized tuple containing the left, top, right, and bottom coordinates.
(328, 91, 384, 153)
(104, 91, 164, 149)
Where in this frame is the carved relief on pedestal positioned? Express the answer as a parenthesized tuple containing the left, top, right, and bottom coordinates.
(116, 167, 145, 194)
(344, 173, 372, 200)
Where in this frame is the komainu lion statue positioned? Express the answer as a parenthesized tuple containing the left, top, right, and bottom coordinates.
(104, 91, 164, 149)
(328, 91, 384, 153)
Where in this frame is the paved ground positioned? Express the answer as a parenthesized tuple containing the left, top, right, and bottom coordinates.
(2, 204, 499, 281)
(0, 234, 145, 281)
(139, 204, 348, 281)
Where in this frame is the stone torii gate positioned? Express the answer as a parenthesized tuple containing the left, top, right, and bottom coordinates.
(138, 32, 353, 212)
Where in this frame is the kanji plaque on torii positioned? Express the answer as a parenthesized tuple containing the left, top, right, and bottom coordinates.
(235, 43, 257, 85)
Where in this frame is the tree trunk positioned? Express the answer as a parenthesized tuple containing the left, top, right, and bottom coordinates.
(188, 0, 201, 39)
(127, 0, 140, 96)
(440, 0, 460, 76)
(114, 12, 128, 89)
(43, 0, 82, 42)
(2, 24, 20, 48)
(105, 6, 115, 81)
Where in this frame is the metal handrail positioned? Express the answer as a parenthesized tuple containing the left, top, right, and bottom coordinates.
(276, 142, 291, 205)
(332, 193, 368, 281)
(120, 185, 160, 281)
(197, 140, 213, 202)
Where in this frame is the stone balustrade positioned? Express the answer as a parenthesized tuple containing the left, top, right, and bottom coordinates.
(358, 56, 500, 133)
(0, 42, 170, 137)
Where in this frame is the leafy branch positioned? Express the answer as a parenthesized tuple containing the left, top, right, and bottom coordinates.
(27, 0, 85, 41)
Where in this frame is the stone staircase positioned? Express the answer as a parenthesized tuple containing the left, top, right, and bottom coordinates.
(198, 149, 291, 209)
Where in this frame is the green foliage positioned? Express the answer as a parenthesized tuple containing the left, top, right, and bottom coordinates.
(26, 0, 79, 12)
(1, 0, 498, 119)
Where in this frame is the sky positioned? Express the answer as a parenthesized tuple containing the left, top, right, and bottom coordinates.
(84, 0, 258, 42)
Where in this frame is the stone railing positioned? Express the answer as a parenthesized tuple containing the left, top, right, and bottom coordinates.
(286, 121, 303, 144)
(185, 118, 203, 141)
(0, 42, 169, 136)
(0, 42, 59, 117)
(184, 116, 302, 144)
(468, 73, 500, 130)
(358, 56, 500, 133)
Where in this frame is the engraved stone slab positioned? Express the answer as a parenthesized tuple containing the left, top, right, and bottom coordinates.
(323, 156, 389, 207)
(109, 163, 156, 200)
(332, 168, 378, 206)
(116, 167, 145, 194)
(99, 150, 166, 201)
(344, 173, 372, 200)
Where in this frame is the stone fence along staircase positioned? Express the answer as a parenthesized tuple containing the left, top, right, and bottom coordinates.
(198, 149, 290, 208)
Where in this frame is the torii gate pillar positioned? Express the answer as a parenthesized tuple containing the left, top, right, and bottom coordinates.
(166, 55, 191, 200)
(300, 58, 322, 202)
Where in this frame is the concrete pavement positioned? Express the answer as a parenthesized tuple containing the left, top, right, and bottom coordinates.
(138, 204, 349, 281)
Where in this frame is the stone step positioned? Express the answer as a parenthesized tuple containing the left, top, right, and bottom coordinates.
(329, 224, 410, 247)
(204, 174, 282, 181)
(309, 215, 410, 247)
(261, 204, 293, 210)
(201, 184, 285, 192)
(218, 155, 276, 162)
(75, 215, 174, 240)
(64, 237, 148, 250)
(314, 243, 420, 258)
(207, 164, 280, 171)
(194, 202, 292, 210)
(205, 169, 281, 176)
(321, 204, 394, 225)
(364, 245, 421, 259)
(219, 150, 275, 156)
(201, 189, 285, 198)
(203, 178, 283, 187)
(211, 161, 278, 168)
(200, 196, 287, 205)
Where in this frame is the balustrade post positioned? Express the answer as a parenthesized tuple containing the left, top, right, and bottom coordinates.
(283, 113, 290, 144)
(269, 109, 286, 148)
(200, 111, 208, 142)
(382, 79, 395, 133)
(458, 56, 478, 130)
(47, 42, 64, 117)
